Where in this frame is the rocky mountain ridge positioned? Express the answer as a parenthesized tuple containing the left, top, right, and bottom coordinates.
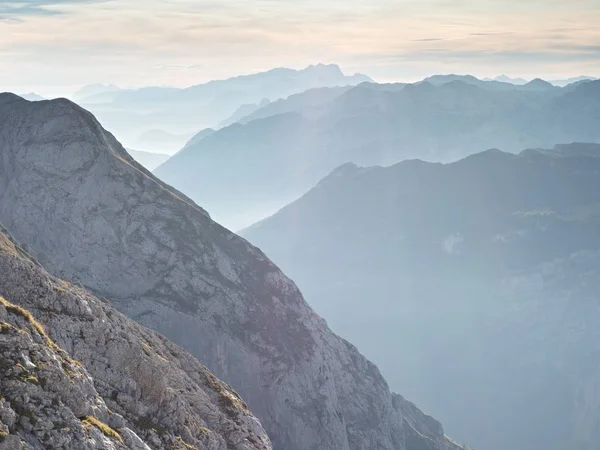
(0, 93, 463, 450)
(0, 225, 271, 449)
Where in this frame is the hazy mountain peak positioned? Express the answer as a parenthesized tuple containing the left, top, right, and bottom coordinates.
(549, 75, 598, 87)
(493, 75, 528, 85)
(18, 92, 45, 101)
(407, 80, 436, 90)
(303, 63, 344, 76)
(524, 78, 554, 89)
(73, 83, 120, 100)
(424, 74, 480, 85)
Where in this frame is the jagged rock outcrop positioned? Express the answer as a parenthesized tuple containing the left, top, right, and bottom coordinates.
(0, 94, 463, 449)
(0, 227, 271, 450)
(0, 298, 132, 450)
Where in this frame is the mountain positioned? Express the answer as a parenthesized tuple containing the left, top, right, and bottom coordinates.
(228, 86, 354, 125)
(126, 149, 170, 170)
(491, 75, 528, 85)
(77, 64, 372, 153)
(18, 92, 45, 101)
(180, 128, 216, 151)
(0, 225, 271, 450)
(218, 98, 271, 128)
(155, 79, 600, 230)
(423, 74, 516, 90)
(521, 78, 556, 91)
(73, 83, 121, 101)
(173, 86, 355, 164)
(425, 74, 557, 92)
(549, 76, 597, 87)
(242, 143, 600, 450)
(0, 93, 463, 450)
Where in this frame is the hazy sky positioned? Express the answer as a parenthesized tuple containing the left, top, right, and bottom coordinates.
(1, 0, 599, 96)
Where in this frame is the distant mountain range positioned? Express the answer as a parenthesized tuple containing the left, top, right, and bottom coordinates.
(424, 74, 557, 91)
(482, 75, 597, 86)
(155, 77, 600, 230)
(243, 143, 600, 450)
(487, 75, 528, 85)
(18, 92, 45, 101)
(72, 83, 120, 101)
(549, 76, 598, 87)
(73, 64, 372, 153)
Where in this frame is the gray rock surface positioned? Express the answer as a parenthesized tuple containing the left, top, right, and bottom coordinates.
(0, 297, 131, 450)
(0, 227, 271, 450)
(0, 94, 463, 449)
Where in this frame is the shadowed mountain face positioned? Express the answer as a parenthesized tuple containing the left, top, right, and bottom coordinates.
(0, 93, 463, 450)
(76, 64, 372, 153)
(242, 143, 600, 450)
(155, 79, 600, 230)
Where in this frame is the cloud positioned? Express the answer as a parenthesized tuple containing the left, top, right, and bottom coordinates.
(411, 38, 446, 42)
(469, 31, 514, 36)
(154, 64, 204, 70)
(0, 0, 106, 17)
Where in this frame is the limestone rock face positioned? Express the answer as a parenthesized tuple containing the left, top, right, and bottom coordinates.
(0, 94, 462, 450)
(0, 297, 132, 450)
(0, 228, 271, 450)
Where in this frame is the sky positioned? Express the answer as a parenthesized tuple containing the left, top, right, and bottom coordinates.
(1, 0, 599, 97)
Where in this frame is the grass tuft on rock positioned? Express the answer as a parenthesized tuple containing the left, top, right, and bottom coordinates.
(82, 416, 122, 442)
(0, 296, 83, 369)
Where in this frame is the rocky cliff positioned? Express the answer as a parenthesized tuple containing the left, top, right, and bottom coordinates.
(0, 93, 462, 449)
(0, 225, 271, 450)
(0, 295, 131, 450)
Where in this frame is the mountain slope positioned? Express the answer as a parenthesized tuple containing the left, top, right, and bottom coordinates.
(229, 86, 353, 125)
(218, 98, 271, 128)
(0, 93, 462, 450)
(490, 75, 528, 85)
(549, 76, 597, 87)
(0, 226, 271, 450)
(127, 149, 170, 170)
(155, 79, 600, 230)
(0, 294, 132, 450)
(242, 143, 600, 450)
(73, 84, 121, 102)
